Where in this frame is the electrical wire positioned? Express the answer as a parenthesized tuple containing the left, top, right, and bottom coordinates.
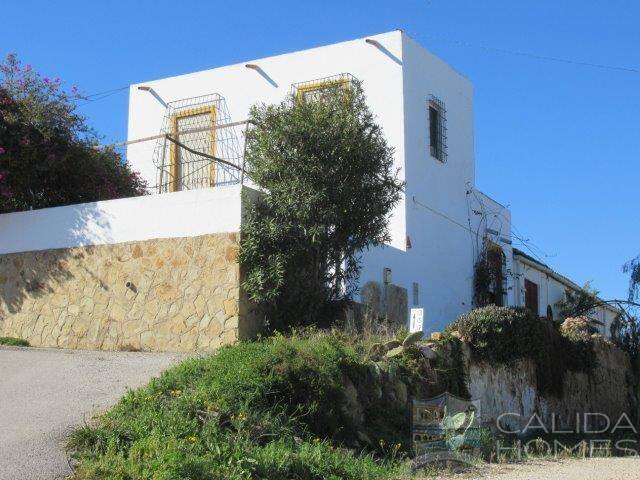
(422, 34, 640, 74)
(76, 86, 129, 106)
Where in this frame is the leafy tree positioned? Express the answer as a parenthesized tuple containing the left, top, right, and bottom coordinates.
(0, 54, 146, 214)
(623, 256, 640, 304)
(239, 82, 403, 330)
(613, 256, 640, 363)
(611, 312, 640, 364)
(555, 282, 600, 320)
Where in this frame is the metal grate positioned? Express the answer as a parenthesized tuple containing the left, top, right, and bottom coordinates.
(428, 95, 448, 163)
(151, 94, 247, 193)
(291, 73, 357, 104)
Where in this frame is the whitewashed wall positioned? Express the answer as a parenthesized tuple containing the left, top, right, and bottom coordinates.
(127, 30, 515, 333)
(513, 255, 618, 337)
(365, 33, 486, 333)
(0, 186, 245, 255)
(127, 30, 407, 252)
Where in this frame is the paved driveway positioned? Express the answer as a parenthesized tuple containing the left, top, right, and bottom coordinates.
(0, 346, 183, 480)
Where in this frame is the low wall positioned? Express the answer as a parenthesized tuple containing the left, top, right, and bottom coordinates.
(0, 233, 261, 351)
(466, 339, 636, 432)
(0, 186, 263, 352)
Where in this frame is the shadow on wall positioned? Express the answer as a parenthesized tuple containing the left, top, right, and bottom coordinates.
(0, 202, 111, 316)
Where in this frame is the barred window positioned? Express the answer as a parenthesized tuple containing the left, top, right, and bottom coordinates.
(292, 73, 355, 104)
(428, 95, 447, 163)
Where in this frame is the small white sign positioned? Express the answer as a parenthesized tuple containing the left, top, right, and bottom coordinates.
(410, 308, 424, 333)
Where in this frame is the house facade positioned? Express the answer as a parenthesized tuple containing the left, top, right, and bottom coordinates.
(0, 31, 616, 351)
(126, 30, 514, 334)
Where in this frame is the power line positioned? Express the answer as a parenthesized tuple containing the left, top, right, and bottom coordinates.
(413, 194, 554, 270)
(423, 34, 640, 74)
(84, 86, 129, 99)
(76, 85, 129, 106)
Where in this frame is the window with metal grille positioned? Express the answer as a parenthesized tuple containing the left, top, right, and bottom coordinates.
(170, 106, 216, 191)
(292, 73, 356, 104)
(428, 95, 447, 163)
(412, 282, 420, 306)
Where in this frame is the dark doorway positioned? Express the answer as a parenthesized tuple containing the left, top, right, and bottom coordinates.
(524, 279, 539, 315)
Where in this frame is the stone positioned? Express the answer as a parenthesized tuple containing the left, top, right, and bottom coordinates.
(132, 244, 143, 259)
(223, 299, 238, 316)
(0, 232, 257, 353)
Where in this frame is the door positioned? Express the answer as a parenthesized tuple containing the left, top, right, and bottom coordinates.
(524, 279, 539, 315)
(170, 106, 216, 191)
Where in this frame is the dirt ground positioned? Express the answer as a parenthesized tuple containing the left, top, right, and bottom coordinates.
(432, 457, 640, 480)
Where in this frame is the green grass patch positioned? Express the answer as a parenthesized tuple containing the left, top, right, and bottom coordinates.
(68, 331, 419, 479)
(0, 336, 29, 347)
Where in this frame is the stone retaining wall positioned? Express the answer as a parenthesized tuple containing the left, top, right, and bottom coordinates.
(0, 233, 261, 352)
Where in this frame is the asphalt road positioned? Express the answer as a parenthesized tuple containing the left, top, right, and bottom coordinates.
(0, 346, 183, 480)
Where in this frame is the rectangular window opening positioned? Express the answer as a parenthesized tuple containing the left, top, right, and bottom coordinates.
(428, 95, 447, 163)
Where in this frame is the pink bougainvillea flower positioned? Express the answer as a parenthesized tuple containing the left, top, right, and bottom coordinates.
(0, 146, 5, 155)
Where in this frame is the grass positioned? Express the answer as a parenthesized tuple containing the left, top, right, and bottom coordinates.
(0, 336, 29, 347)
(68, 331, 416, 480)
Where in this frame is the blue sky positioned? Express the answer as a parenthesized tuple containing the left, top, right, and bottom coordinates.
(1, 0, 638, 301)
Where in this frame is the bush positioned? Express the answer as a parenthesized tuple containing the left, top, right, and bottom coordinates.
(239, 82, 403, 330)
(68, 332, 414, 480)
(0, 336, 29, 346)
(451, 306, 543, 364)
(0, 54, 146, 214)
(559, 317, 595, 343)
(450, 306, 596, 397)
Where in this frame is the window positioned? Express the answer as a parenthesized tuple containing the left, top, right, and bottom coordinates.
(412, 282, 420, 306)
(170, 106, 216, 191)
(428, 95, 447, 162)
(487, 245, 506, 306)
(524, 279, 539, 315)
(292, 74, 354, 104)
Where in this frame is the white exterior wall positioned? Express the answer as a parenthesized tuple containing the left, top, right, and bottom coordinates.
(377, 33, 487, 333)
(0, 186, 244, 255)
(127, 31, 407, 252)
(513, 255, 618, 337)
(126, 30, 516, 333)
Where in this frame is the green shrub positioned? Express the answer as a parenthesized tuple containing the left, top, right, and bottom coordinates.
(0, 336, 29, 346)
(68, 332, 413, 480)
(449, 306, 596, 397)
(450, 306, 543, 364)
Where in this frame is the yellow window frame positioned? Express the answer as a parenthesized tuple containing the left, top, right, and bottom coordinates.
(295, 77, 350, 104)
(169, 106, 217, 192)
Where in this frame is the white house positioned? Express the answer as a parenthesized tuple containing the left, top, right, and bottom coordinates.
(513, 249, 620, 336)
(0, 31, 617, 352)
(125, 30, 515, 334)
